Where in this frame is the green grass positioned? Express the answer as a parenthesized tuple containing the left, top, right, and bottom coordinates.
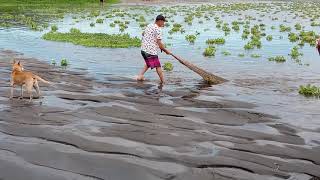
(299, 84, 320, 97)
(163, 62, 173, 71)
(42, 32, 141, 48)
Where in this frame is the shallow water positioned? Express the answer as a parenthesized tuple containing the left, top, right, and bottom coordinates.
(0, 2, 320, 132)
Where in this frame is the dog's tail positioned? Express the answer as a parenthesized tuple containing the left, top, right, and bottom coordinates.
(34, 75, 51, 84)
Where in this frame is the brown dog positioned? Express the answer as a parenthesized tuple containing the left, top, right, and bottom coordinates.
(10, 60, 51, 101)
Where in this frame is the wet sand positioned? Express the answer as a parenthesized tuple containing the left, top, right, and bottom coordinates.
(0, 49, 319, 180)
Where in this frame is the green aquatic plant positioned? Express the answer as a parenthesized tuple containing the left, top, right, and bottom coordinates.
(271, 26, 276, 30)
(96, 18, 103, 24)
(238, 53, 245, 57)
(311, 22, 320, 26)
(70, 28, 81, 34)
(289, 46, 303, 59)
(222, 51, 231, 56)
(42, 32, 141, 48)
(110, 23, 115, 27)
(268, 56, 286, 63)
(244, 43, 254, 50)
(90, 22, 95, 27)
(185, 34, 196, 44)
(266, 35, 273, 41)
(288, 33, 299, 42)
(299, 84, 320, 97)
(251, 54, 261, 58)
(163, 62, 173, 71)
(295, 23, 302, 30)
(279, 24, 291, 32)
(51, 59, 56, 66)
(60, 58, 68, 66)
(51, 25, 58, 32)
(203, 46, 216, 57)
(206, 38, 225, 45)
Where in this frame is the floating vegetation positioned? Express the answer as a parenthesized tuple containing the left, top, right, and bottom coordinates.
(42, 32, 141, 48)
(299, 84, 320, 97)
(288, 33, 299, 42)
(203, 46, 216, 57)
(311, 22, 320, 26)
(185, 34, 197, 44)
(266, 35, 273, 41)
(206, 38, 225, 45)
(268, 56, 286, 63)
(289, 46, 303, 59)
(90, 22, 95, 27)
(238, 53, 245, 57)
(222, 51, 231, 56)
(51, 25, 58, 32)
(60, 58, 69, 66)
(279, 24, 291, 32)
(295, 23, 302, 30)
(96, 18, 104, 24)
(251, 54, 261, 58)
(163, 62, 173, 71)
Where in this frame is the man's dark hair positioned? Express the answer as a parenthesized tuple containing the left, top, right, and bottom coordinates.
(156, 15, 166, 22)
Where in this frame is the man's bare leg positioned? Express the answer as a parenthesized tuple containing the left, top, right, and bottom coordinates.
(156, 67, 164, 84)
(137, 64, 149, 81)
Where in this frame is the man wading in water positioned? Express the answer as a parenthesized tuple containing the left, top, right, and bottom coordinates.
(137, 15, 171, 84)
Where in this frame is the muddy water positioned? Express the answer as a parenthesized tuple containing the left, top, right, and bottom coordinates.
(1, 3, 320, 131)
(0, 2, 320, 179)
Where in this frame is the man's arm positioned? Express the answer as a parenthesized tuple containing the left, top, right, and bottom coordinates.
(157, 39, 171, 55)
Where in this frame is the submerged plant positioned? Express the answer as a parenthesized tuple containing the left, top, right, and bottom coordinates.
(222, 51, 231, 56)
(251, 54, 261, 58)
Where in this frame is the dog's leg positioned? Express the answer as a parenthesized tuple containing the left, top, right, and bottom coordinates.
(10, 84, 14, 100)
(34, 82, 42, 105)
(26, 84, 33, 102)
(19, 85, 23, 99)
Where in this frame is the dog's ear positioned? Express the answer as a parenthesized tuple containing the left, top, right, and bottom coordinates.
(17, 61, 21, 65)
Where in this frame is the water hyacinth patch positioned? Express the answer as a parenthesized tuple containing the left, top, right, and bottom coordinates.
(203, 46, 216, 57)
(163, 62, 173, 71)
(42, 32, 141, 48)
(206, 38, 225, 45)
(185, 34, 197, 44)
(299, 84, 320, 97)
(268, 56, 286, 63)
